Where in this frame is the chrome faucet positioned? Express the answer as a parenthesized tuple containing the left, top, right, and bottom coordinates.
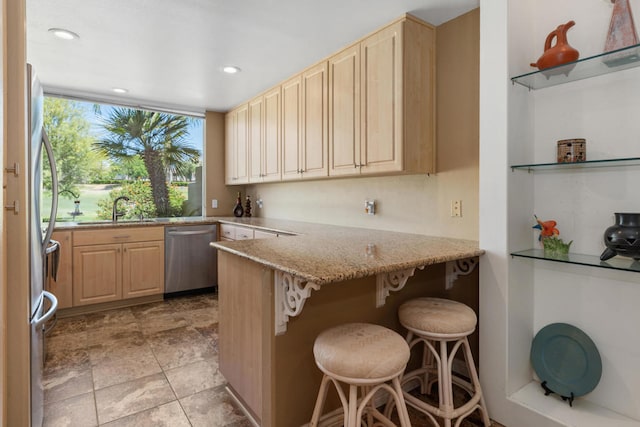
(112, 196, 130, 222)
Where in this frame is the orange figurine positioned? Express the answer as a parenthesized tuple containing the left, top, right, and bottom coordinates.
(533, 215, 560, 241)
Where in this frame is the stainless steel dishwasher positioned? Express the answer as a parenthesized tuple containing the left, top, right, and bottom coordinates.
(165, 224, 218, 296)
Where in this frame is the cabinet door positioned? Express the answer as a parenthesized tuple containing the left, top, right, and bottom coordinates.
(248, 97, 264, 183)
(234, 104, 250, 183)
(262, 87, 281, 182)
(329, 45, 361, 177)
(281, 75, 302, 180)
(361, 22, 403, 174)
(225, 111, 236, 184)
(48, 231, 73, 309)
(301, 62, 328, 179)
(122, 240, 165, 298)
(73, 244, 122, 306)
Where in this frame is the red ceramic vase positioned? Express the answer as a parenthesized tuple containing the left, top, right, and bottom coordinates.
(531, 20, 580, 70)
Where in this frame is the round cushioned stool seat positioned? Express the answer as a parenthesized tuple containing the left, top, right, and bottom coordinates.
(399, 297, 477, 336)
(313, 323, 410, 380)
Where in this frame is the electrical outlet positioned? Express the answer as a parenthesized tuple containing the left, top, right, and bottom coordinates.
(211, 199, 218, 209)
(451, 200, 462, 217)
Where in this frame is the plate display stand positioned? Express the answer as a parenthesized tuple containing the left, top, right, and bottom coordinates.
(540, 381, 575, 407)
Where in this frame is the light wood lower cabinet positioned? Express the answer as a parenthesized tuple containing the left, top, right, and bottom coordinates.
(73, 243, 122, 306)
(72, 227, 164, 307)
(122, 240, 165, 299)
(219, 223, 281, 241)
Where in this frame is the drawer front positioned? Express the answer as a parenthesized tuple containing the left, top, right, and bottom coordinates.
(73, 226, 164, 246)
(253, 229, 278, 239)
(235, 227, 255, 240)
(219, 224, 237, 240)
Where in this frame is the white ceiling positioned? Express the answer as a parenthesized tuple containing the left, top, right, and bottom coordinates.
(26, 0, 478, 115)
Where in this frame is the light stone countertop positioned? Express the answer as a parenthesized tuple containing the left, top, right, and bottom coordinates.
(54, 216, 483, 285)
(210, 218, 484, 285)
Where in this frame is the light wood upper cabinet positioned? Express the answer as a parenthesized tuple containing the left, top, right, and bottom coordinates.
(281, 75, 303, 180)
(300, 62, 329, 179)
(225, 112, 236, 184)
(225, 14, 435, 183)
(249, 97, 264, 182)
(263, 88, 281, 182)
(360, 22, 403, 174)
(249, 88, 281, 183)
(330, 18, 435, 176)
(329, 44, 361, 176)
(48, 231, 73, 309)
(226, 104, 249, 184)
(280, 63, 329, 180)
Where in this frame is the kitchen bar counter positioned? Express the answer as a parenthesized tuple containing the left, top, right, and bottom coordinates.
(210, 218, 483, 285)
(208, 218, 483, 427)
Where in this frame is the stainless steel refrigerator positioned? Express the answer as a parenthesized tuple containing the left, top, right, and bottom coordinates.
(27, 63, 60, 427)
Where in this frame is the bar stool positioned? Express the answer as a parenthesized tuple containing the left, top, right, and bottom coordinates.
(309, 322, 411, 427)
(398, 297, 490, 427)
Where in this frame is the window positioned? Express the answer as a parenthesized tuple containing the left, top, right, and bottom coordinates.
(42, 97, 204, 222)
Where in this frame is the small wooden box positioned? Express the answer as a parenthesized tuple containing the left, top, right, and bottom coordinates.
(557, 138, 586, 163)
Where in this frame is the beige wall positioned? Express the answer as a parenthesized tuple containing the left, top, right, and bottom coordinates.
(240, 9, 480, 240)
(203, 111, 243, 217)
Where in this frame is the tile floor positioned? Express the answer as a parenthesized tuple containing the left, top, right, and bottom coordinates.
(43, 293, 250, 427)
(43, 292, 504, 427)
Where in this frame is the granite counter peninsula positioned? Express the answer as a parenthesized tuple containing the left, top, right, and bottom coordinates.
(210, 219, 484, 427)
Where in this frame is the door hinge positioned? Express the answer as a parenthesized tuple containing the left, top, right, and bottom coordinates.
(4, 200, 19, 214)
(4, 163, 20, 177)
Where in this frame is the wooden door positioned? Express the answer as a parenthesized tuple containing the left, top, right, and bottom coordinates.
(281, 75, 302, 180)
(262, 87, 281, 182)
(329, 45, 361, 177)
(249, 97, 264, 182)
(72, 244, 122, 306)
(48, 231, 73, 308)
(361, 22, 403, 174)
(122, 240, 164, 299)
(301, 62, 328, 179)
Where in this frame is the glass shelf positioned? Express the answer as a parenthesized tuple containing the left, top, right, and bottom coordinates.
(511, 249, 640, 273)
(510, 156, 640, 172)
(511, 43, 640, 90)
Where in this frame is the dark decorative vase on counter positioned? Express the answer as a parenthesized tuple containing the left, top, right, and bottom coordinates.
(233, 192, 244, 217)
(600, 213, 640, 261)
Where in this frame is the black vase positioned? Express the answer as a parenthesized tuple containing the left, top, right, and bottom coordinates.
(600, 213, 640, 261)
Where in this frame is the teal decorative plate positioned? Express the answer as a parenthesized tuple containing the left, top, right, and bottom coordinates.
(530, 323, 602, 398)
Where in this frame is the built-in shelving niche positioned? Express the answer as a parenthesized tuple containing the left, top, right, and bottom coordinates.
(510, 157, 640, 274)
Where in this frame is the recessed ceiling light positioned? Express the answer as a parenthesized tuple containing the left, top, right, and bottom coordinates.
(48, 28, 79, 40)
(112, 88, 128, 94)
(222, 65, 241, 74)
